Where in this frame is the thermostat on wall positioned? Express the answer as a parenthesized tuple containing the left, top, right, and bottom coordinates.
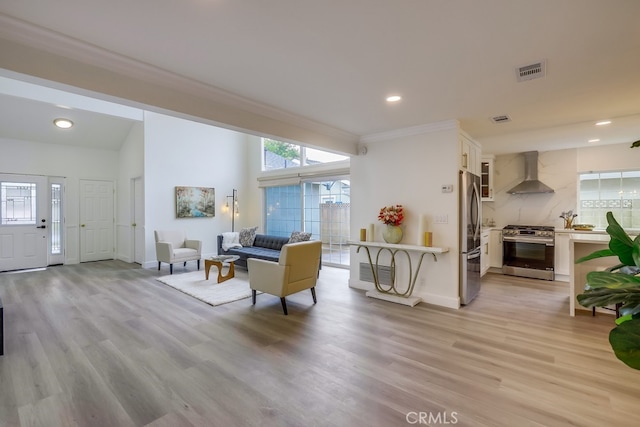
(441, 184, 453, 193)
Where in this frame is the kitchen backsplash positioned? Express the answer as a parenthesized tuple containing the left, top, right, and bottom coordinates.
(482, 149, 577, 229)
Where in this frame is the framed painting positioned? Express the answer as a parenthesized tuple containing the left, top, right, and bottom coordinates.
(175, 186, 215, 218)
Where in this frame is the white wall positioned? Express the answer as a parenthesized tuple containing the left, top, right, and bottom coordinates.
(142, 112, 253, 267)
(0, 136, 120, 264)
(482, 142, 640, 229)
(350, 125, 461, 308)
(244, 134, 266, 230)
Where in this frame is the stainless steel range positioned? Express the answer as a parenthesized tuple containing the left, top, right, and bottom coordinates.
(502, 225, 555, 280)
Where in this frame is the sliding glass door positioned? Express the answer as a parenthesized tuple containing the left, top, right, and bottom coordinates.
(264, 178, 350, 267)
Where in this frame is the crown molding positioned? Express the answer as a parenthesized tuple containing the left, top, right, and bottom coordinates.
(360, 119, 459, 144)
(0, 13, 358, 146)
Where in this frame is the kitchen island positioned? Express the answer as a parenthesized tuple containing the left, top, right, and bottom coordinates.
(568, 233, 614, 316)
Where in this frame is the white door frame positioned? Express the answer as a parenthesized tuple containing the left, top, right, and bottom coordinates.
(132, 176, 144, 264)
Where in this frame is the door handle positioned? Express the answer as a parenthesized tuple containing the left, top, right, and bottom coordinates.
(36, 225, 46, 229)
(81, 224, 86, 227)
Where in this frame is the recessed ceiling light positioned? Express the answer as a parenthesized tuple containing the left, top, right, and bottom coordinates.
(588, 139, 600, 143)
(386, 95, 402, 102)
(54, 118, 74, 129)
(595, 120, 611, 126)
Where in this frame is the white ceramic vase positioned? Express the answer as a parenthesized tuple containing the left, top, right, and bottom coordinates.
(382, 225, 403, 244)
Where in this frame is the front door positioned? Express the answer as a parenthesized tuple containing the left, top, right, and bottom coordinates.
(0, 175, 48, 271)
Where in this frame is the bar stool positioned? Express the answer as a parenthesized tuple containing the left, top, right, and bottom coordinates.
(592, 302, 621, 318)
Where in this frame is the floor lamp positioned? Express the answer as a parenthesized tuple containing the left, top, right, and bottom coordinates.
(225, 189, 239, 231)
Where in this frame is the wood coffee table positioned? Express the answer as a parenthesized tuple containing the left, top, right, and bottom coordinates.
(205, 255, 240, 283)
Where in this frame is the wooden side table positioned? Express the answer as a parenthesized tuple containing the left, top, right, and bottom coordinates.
(205, 256, 240, 283)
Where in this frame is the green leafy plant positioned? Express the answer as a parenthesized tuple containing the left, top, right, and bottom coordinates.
(576, 211, 640, 370)
(264, 139, 300, 160)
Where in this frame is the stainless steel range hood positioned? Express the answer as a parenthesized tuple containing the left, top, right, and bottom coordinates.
(507, 151, 554, 194)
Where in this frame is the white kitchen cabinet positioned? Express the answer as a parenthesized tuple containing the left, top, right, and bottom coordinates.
(481, 230, 490, 276)
(460, 133, 481, 175)
(554, 232, 571, 280)
(481, 155, 495, 201)
(489, 229, 503, 268)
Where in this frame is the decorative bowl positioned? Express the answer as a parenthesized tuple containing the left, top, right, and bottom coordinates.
(572, 224, 595, 231)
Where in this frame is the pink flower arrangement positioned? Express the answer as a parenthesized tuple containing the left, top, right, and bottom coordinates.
(378, 204, 404, 226)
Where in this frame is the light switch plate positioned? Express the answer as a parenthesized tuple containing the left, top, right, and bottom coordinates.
(441, 184, 453, 193)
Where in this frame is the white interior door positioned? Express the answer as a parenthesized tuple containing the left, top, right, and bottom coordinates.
(80, 179, 114, 262)
(133, 177, 144, 264)
(0, 175, 48, 272)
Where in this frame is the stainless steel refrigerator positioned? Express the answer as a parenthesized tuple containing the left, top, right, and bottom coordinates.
(459, 170, 481, 304)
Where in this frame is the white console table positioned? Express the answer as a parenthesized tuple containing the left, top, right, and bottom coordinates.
(349, 240, 449, 306)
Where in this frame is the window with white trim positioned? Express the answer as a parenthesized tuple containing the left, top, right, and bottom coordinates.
(262, 138, 348, 171)
(578, 171, 640, 229)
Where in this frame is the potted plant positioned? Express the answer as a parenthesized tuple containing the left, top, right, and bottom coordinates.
(576, 211, 640, 370)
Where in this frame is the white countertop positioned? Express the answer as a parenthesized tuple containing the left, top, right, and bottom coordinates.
(568, 233, 611, 243)
(555, 228, 607, 235)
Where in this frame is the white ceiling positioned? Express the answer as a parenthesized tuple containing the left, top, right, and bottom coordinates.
(1, 1, 640, 154)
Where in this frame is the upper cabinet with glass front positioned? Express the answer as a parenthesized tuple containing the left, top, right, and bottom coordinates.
(481, 155, 495, 201)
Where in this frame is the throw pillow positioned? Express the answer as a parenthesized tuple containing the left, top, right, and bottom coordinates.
(239, 226, 258, 246)
(289, 231, 312, 243)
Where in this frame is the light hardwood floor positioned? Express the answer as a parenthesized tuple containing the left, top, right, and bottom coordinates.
(0, 261, 639, 426)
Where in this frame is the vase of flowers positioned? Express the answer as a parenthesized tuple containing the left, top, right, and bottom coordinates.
(560, 210, 578, 229)
(378, 204, 404, 244)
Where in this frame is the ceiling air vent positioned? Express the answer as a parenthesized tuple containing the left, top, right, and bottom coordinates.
(491, 115, 511, 124)
(516, 60, 546, 82)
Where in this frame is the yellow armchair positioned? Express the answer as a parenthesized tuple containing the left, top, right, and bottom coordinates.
(247, 240, 322, 315)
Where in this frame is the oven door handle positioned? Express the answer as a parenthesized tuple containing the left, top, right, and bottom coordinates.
(503, 236, 555, 245)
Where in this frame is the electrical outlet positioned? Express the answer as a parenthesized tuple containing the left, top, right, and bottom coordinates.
(434, 214, 448, 224)
(441, 184, 453, 193)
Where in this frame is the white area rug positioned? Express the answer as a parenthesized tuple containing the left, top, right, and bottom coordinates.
(156, 269, 257, 307)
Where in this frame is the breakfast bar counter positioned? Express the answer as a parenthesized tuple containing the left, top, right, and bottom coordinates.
(568, 233, 613, 316)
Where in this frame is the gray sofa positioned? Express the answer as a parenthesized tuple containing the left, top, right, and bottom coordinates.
(217, 234, 322, 270)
